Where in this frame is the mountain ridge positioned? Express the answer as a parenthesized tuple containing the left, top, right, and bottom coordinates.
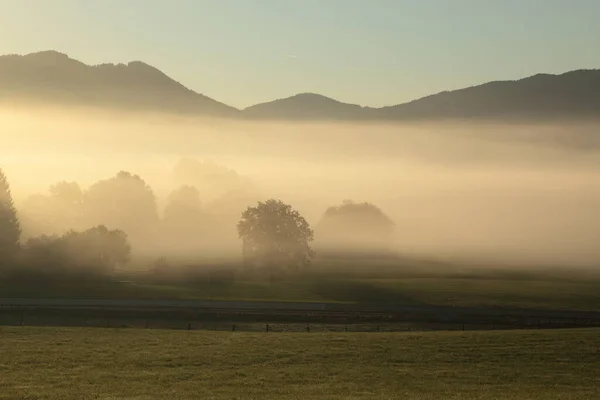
(0, 50, 239, 117)
(1, 50, 599, 121)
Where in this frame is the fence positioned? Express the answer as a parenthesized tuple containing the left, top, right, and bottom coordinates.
(1, 311, 599, 333)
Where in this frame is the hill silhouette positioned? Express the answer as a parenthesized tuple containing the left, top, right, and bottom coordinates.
(1, 50, 600, 121)
(0, 51, 238, 117)
(243, 93, 371, 120)
(373, 70, 600, 121)
(249, 70, 600, 121)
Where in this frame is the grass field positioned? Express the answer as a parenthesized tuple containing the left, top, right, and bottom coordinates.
(2, 274, 599, 311)
(1, 327, 598, 399)
(3, 258, 600, 312)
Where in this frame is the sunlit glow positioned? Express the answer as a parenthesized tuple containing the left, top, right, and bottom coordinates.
(2, 105, 600, 268)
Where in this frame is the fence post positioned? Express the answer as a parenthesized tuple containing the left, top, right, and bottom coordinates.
(266, 324, 269, 332)
(188, 323, 192, 331)
(306, 324, 310, 332)
(232, 324, 236, 332)
(345, 325, 348, 332)
(408, 324, 412, 332)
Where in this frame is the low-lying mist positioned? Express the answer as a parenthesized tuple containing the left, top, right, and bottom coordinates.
(2, 105, 600, 269)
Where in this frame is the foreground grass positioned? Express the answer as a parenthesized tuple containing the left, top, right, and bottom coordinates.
(1, 327, 598, 399)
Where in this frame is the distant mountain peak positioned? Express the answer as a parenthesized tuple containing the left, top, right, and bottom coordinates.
(0, 50, 239, 117)
(289, 92, 335, 100)
(243, 92, 365, 120)
(22, 50, 79, 64)
(25, 50, 70, 59)
(126, 60, 159, 71)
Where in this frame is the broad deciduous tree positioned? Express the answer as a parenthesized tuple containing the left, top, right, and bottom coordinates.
(237, 199, 314, 277)
(316, 200, 395, 253)
(22, 225, 130, 276)
(83, 171, 159, 244)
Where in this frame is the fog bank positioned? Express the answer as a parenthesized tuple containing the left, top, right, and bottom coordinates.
(2, 106, 600, 268)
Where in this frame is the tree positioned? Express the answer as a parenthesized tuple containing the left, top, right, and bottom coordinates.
(163, 185, 204, 224)
(237, 199, 314, 277)
(173, 158, 255, 201)
(83, 171, 159, 245)
(20, 234, 65, 274)
(0, 169, 21, 265)
(21, 225, 131, 276)
(61, 225, 131, 273)
(315, 200, 395, 254)
(20, 181, 84, 237)
(48, 181, 83, 222)
(161, 185, 212, 256)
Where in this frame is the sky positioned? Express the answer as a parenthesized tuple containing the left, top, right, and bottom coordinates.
(1, 0, 600, 109)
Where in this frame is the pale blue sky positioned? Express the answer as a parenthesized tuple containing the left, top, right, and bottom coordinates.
(1, 0, 599, 108)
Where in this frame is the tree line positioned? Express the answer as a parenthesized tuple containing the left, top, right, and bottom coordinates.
(0, 164, 395, 281)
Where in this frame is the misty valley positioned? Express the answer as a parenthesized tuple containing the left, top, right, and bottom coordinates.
(0, 108, 599, 312)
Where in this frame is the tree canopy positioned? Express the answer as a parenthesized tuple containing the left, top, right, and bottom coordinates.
(161, 185, 213, 255)
(22, 225, 130, 276)
(237, 199, 314, 276)
(83, 171, 159, 244)
(164, 185, 203, 219)
(316, 200, 395, 253)
(20, 181, 84, 237)
(173, 158, 255, 200)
